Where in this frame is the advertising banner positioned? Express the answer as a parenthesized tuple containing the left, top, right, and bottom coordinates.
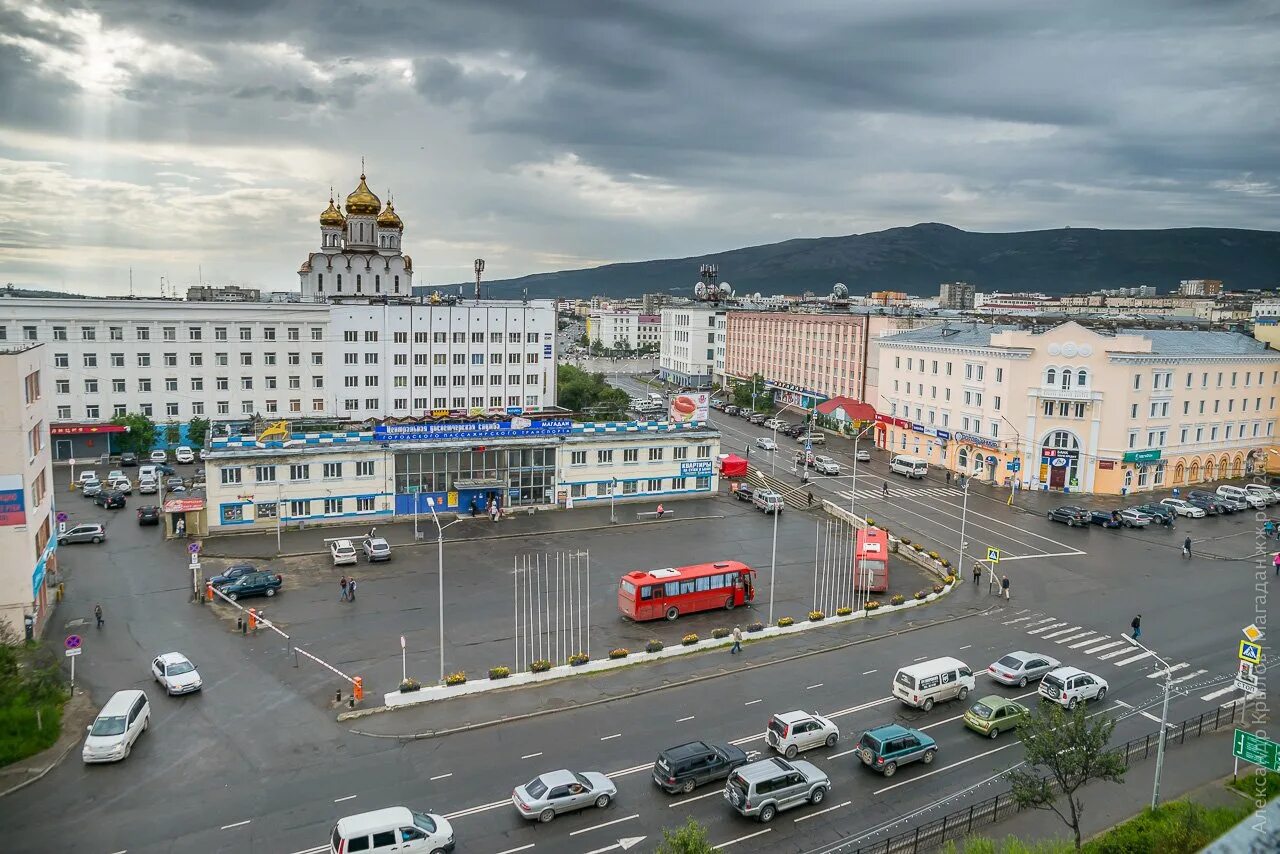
(0, 474, 25, 527)
(668, 392, 709, 424)
(680, 460, 715, 477)
(374, 419, 574, 442)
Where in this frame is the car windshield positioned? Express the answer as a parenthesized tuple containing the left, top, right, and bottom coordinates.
(166, 661, 195, 676)
(412, 812, 436, 833)
(857, 732, 882, 752)
(524, 777, 548, 799)
(969, 702, 994, 719)
(90, 714, 127, 736)
(996, 655, 1023, 669)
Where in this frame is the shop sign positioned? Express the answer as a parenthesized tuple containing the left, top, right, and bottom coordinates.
(1122, 449, 1162, 463)
(935, 430, 951, 441)
(1098, 460, 1116, 470)
(680, 460, 715, 477)
(0, 474, 26, 527)
(912, 423, 925, 433)
(375, 419, 574, 442)
(956, 431, 999, 450)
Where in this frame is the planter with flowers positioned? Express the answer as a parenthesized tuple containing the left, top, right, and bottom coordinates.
(568, 653, 589, 666)
(890, 594, 905, 606)
(865, 600, 881, 611)
(445, 671, 467, 686)
(530, 659, 552, 673)
(609, 648, 629, 660)
(914, 590, 928, 600)
(399, 677, 422, 693)
(808, 610, 825, 622)
(712, 628, 730, 639)
(681, 633, 699, 646)
(645, 639, 664, 653)
(488, 666, 511, 680)
(836, 606, 853, 617)
(746, 622, 765, 633)
(777, 616, 794, 627)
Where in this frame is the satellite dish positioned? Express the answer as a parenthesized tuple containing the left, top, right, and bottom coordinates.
(719, 282, 732, 296)
(832, 283, 848, 298)
(694, 282, 707, 298)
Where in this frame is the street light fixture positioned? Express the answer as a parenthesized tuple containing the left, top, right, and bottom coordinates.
(850, 423, 875, 515)
(1123, 634, 1172, 810)
(424, 497, 464, 686)
(610, 477, 618, 524)
(768, 501, 780, 626)
(1000, 415, 1023, 505)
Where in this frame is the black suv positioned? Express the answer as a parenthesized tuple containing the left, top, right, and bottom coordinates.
(1046, 506, 1090, 527)
(220, 571, 283, 601)
(1187, 490, 1234, 514)
(93, 490, 126, 510)
(120, 452, 138, 467)
(652, 741, 748, 794)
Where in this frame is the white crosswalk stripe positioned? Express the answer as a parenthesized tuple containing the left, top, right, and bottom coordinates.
(1096, 647, 1136, 661)
(1041, 626, 1083, 640)
(1002, 616, 1034, 625)
(1166, 669, 1207, 686)
(1070, 635, 1111, 650)
(1148, 662, 1190, 679)
(835, 486, 966, 500)
(1078, 639, 1124, 654)
(1054, 631, 1097, 645)
(1201, 685, 1241, 702)
(1112, 650, 1155, 667)
(1027, 622, 1068, 635)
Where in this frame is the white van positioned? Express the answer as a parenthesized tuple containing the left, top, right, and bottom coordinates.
(330, 806, 454, 853)
(889, 455, 928, 479)
(1244, 484, 1279, 505)
(892, 657, 975, 711)
(1217, 484, 1266, 509)
(82, 689, 150, 763)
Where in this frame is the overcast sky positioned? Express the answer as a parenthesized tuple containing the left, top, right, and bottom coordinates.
(1, 0, 1277, 296)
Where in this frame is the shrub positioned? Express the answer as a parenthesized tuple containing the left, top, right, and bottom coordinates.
(712, 627, 730, 639)
(609, 648, 629, 659)
(445, 671, 467, 686)
(808, 610, 825, 622)
(914, 590, 928, 600)
(928, 550, 940, 560)
(645, 639, 665, 653)
(530, 659, 552, 673)
(912, 542, 926, 552)
(835, 606, 853, 616)
(746, 622, 765, 633)
(777, 616, 794, 627)
(568, 653, 589, 666)
(865, 517, 875, 527)
(940, 558, 951, 568)
(944, 574, 956, 584)
(681, 633, 700, 645)
(899, 537, 911, 545)
(865, 600, 881, 610)
(488, 666, 511, 679)
(890, 594, 905, 605)
(932, 583, 945, 594)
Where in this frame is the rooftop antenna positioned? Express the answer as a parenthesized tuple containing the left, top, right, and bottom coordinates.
(129, 267, 134, 298)
(474, 258, 485, 301)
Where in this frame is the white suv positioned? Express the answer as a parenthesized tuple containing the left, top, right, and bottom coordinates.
(1038, 666, 1108, 710)
(812, 456, 840, 475)
(765, 710, 839, 758)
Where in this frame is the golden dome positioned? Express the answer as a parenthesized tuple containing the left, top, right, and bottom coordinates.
(345, 172, 381, 216)
(377, 197, 403, 230)
(319, 191, 345, 227)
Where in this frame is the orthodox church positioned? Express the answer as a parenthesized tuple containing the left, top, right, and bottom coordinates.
(298, 168, 413, 301)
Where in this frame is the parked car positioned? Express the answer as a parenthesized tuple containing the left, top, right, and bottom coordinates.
(136, 505, 159, 525)
(1188, 489, 1236, 513)
(165, 476, 186, 493)
(512, 769, 615, 822)
(765, 710, 839, 758)
(151, 652, 202, 695)
(855, 448, 872, 462)
(220, 571, 283, 601)
(120, 452, 138, 467)
(1132, 503, 1175, 525)
(733, 483, 756, 503)
(174, 446, 195, 464)
(724, 405, 740, 415)
(109, 477, 133, 495)
(737, 409, 755, 420)
(753, 490, 784, 514)
(1185, 495, 1223, 515)
(208, 564, 257, 588)
(964, 696, 1031, 739)
(1119, 508, 1152, 528)
(1039, 666, 1108, 710)
(796, 432, 825, 445)
(652, 740, 749, 794)
(724, 757, 829, 823)
(154, 463, 176, 477)
(362, 536, 391, 562)
(93, 490, 126, 510)
(60, 523, 106, 544)
(1046, 505, 1090, 527)
(330, 539, 358, 566)
(107, 469, 125, 483)
(748, 413, 768, 425)
(78, 471, 100, 487)
(82, 690, 149, 764)
(81, 480, 103, 498)
(138, 477, 158, 495)
(812, 456, 840, 475)
(1160, 498, 1205, 518)
(1089, 509, 1122, 528)
(857, 724, 937, 777)
(762, 418, 782, 430)
(986, 651, 1060, 687)
(755, 437, 777, 451)
(149, 450, 168, 464)
(1244, 484, 1280, 505)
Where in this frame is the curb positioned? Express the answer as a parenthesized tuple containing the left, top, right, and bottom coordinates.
(202, 514, 725, 560)
(0, 725, 84, 799)
(344, 599, 997, 739)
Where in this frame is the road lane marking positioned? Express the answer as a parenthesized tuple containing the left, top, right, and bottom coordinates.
(715, 829, 773, 849)
(1026, 617, 1058, 626)
(793, 799, 853, 822)
(1055, 632, 1095, 645)
(1166, 669, 1207, 686)
(913, 655, 928, 661)
(668, 789, 724, 807)
(807, 683, 824, 690)
(1075, 638, 1120, 652)
(1041, 626, 1082, 640)
(444, 798, 512, 819)
(1027, 622, 1067, 635)
(1002, 616, 1033, 625)
(677, 715, 696, 722)
(1112, 651, 1154, 667)
(334, 794, 358, 802)
(744, 699, 762, 706)
(569, 814, 639, 836)
(1097, 647, 1135, 660)
(221, 820, 251, 830)
(873, 742, 1015, 794)
(828, 695, 897, 718)
(862, 669, 877, 675)
(1201, 685, 1240, 702)
(600, 733, 623, 741)
(521, 752, 543, 759)
(1148, 663, 1189, 679)
(606, 763, 653, 779)
(494, 846, 535, 854)
(996, 551, 1085, 561)
(828, 747, 861, 759)
(958, 645, 972, 651)
(430, 773, 453, 781)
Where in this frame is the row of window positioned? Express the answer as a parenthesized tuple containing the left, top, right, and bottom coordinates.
(1130, 397, 1276, 419)
(314, 272, 401, 293)
(342, 330, 541, 344)
(53, 351, 324, 369)
(221, 495, 378, 524)
(1128, 421, 1274, 449)
(894, 357, 1002, 383)
(59, 375, 326, 394)
(344, 395, 540, 411)
(1134, 369, 1279, 391)
(568, 445, 711, 465)
(348, 352, 541, 367)
(568, 476, 712, 497)
(60, 400, 327, 420)
(220, 460, 376, 485)
(1, 324, 325, 343)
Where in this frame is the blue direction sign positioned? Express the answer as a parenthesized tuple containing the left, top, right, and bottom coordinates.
(65, 634, 81, 650)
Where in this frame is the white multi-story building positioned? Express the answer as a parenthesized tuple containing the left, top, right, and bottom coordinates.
(0, 344, 55, 638)
(585, 311, 661, 350)
(659, 307, 722, 387)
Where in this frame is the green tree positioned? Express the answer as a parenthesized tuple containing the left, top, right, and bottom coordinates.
(576, 333, 589, 348)
(186, 416, 211, 449)
(556, 364, 630, 420)
(731, 373, 772, 412)
(653, 817, 715, 854)
(109, 412, 157, 455)
(1009, 705, 1128, 850)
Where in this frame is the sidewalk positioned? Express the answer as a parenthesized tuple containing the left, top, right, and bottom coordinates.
(0, 687, 95, 798)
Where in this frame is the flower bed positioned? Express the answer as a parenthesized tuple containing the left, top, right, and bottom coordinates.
(645, 639, 664, 653)
(890, 594, 905, 606)
(568, 653, 589, 666)
(914, 590, 928, 600)
(712, 628, 730, 639)
(835, 606, 853, 617)
(681, 633, 699, 646)
(746, 622, 765, 633)
(865, 600, 881, 610)
(808, 610, 825, 622)
(488, 666, 510, 680)
(530, 659, 552, 673)
(608, 648, 629, 660)
(777, 616, 794, 627)
(445, 671, 467, 686)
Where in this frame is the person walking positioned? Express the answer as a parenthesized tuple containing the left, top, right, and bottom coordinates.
(469, 497, 478, 518)
(882, 480, 889, 498)
(1000, 574, 1011, 600)
(946, 470, 952, 485)
(1131, 614, 1142, 639)
(807, 491, 814, 507)
(490, 502, 500, 523)
(339, 576, 349, 602)
(973, 563, 982, 586)
(730, 625, 743, 655)
(94, 603, 104, 628)
(348, 577, 357, 601)
(1183, 536, 1192, 559)
(1272, 552, 1280, 576)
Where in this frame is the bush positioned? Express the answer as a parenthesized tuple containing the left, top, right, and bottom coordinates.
(928, 550, 940, 560)
(914, 590, 928, 600)
(865, 600, 881, 610)
(1083, 799, 1250, 854)
(746, 622, 765, 633)
(808, 610, 825, 622)
(645, 639, 665, 653)
(489, 666, 511, 679)
(940, 558, 951, 568)
(568, 653, 589, 666)
(890, 594, 905, 605)
(609, 648, 629, 659)
(0, 626, 68, 766)
(933, 583, 945, 594)
(944, 574, 956, 584)
(865, 517, 875, 527)
(681, 633, 700, 646)
(912, 542, 926, 552)
(1228, 770, 1280, 801)
(445, 671, 467, 686)
(835, 606, 853, 616)
(900, 537, 911, 545)
(712, 627, 730, 639)
(777, 616, 795, 627)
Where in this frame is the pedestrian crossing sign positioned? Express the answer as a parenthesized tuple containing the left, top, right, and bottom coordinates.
(1239, 641, 1262, 665)
(987, 547, 1001, 563)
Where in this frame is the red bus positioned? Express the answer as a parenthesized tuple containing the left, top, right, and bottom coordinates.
(618, 561, 757, 621)
(854, 527, 889, 593)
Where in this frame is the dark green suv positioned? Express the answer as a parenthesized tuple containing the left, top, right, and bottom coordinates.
(856, 724, 937, 777)
(221, 571, 283, 601)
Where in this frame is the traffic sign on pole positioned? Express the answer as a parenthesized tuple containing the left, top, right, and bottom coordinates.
(987, 547, 1001, 563)
(1233, 729, 1280, 772)
(1243, 624, 1263, 643)
(64, 647, 81, 657)
(56, 512, 68, 523)
(1238, 640, 1262, 665)
(65, 634, 82, 650)
(188, 542, 201, 555)
(1235, 661, 1259, 694)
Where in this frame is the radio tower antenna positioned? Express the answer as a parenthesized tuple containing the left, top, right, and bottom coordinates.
(474, 258, 485, 301)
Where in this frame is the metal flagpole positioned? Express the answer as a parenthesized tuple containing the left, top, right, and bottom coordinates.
(585, 550, 592, 659)
(768, 504, 780, 625)
(957, 479, 971, 592)
(813, 521, 822, 611)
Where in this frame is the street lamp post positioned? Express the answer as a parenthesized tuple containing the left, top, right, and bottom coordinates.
(850, 424, 875, 516)
(1123, 635, 1172, 810)
(768, 501, 780, 625)
(957, 478, 972, 587)
(1001, 415, 1023, 505)
(610, 477, 618, 524)
(275, 483, 283, 554)
(426, 497, 446, 685)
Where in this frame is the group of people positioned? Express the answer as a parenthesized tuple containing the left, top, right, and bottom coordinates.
(971, 564, 1012, 600)
(338, 575, 358, 602)
(468, 495, 503, 523)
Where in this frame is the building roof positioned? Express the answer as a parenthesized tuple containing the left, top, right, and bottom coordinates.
(1124, 328, 1273, 356)
(816, 396, 876, 420)
(880, 325, 1016, 347)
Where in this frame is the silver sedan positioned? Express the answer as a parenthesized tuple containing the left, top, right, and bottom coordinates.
(512, 769, 616, 822)
(987, 651, 1060, 688)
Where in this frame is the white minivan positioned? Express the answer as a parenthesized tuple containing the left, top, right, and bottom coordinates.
(1218, 484, 1266, 509)
(889, 455, 928, 479)
(1244, 484, 1279, 505)
(892, 657, 975, 711)
(83, 689, 150, 763)
(330, 806, 454, 853)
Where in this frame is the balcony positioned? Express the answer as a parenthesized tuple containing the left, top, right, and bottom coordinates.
(1039, 385, 1093, 401)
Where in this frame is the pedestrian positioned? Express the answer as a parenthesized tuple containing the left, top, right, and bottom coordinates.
(348, 577, 357, 601)
(469, 497, 478, 518)
(656, 503, 665, 518)
(882, 480, 889, 498)
(730, 625, 743, 655)
(973, 564, 982, 586)
(94, 603, 103, 628)
(807, 491, 814, 507)
(1183, 536, 1192, 559)
(1273, 553, 1280, 576)
(490, 502, 500, 523)
(1265, 520, 1276, 538)
(946, 470, 952, 485)
(339, 576, 349, 602)
(1131, 614, 1141, 639)
(1000, 574, 1010, 600)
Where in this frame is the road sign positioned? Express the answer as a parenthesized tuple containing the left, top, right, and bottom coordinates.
(1235, 661, 1259, 693)
(188, 542, 201, 555)
(1243, 624, 1263, 643)
(56, 511, 68, 522)
(987, 547, 1001, 563)
(1233, 729, 1280, 772)
(64, 634, 81, 650)
(1239, 640, 1262, 665)
(400, 635, 406, 649)
(59, 521, 66, 535)
(65, 648, 81, 657)
(69, 458, 76, 467)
